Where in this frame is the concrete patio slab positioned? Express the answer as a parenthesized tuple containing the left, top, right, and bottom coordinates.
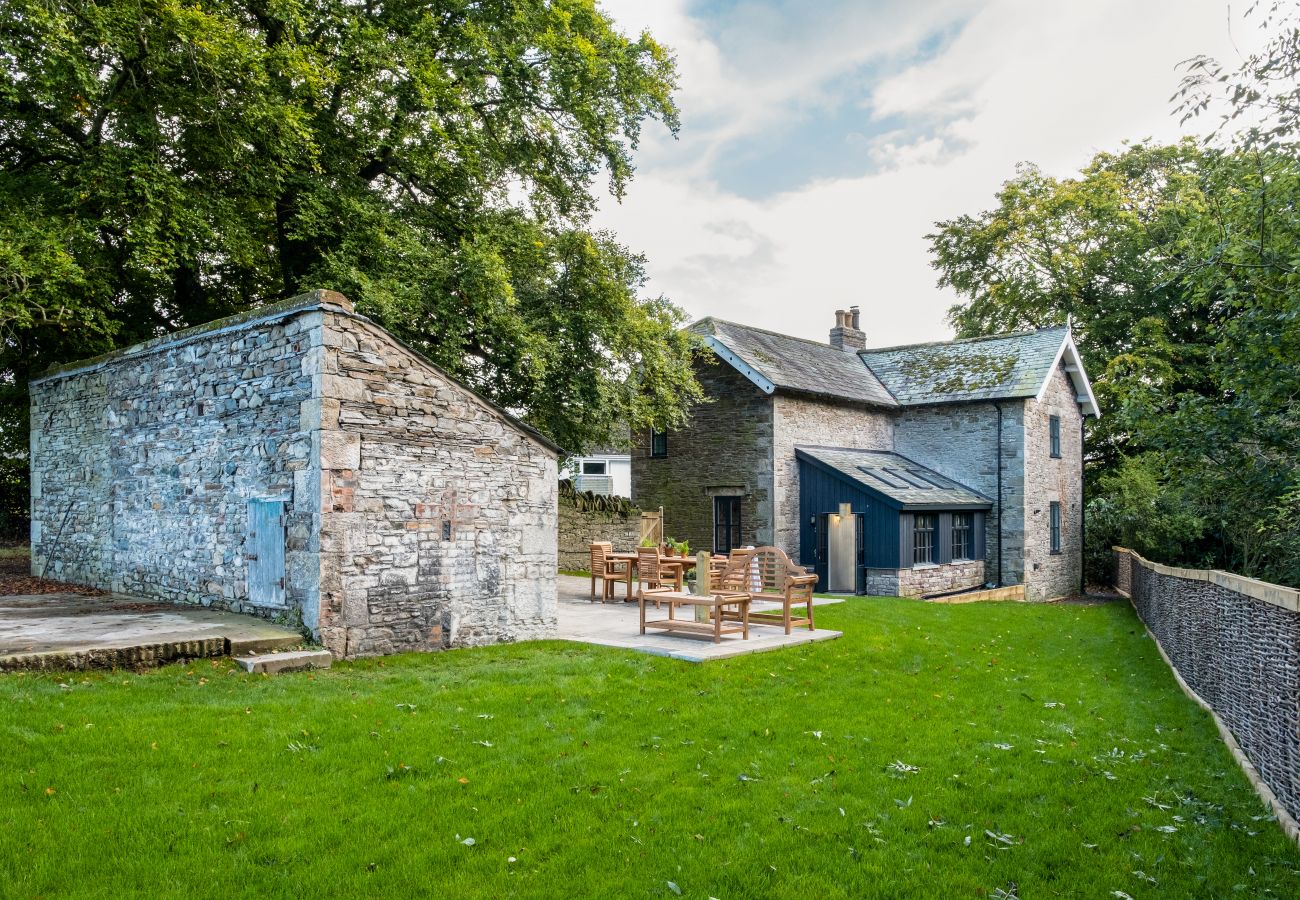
(0, 593, 303, 671)
(554, 574, 843, 662)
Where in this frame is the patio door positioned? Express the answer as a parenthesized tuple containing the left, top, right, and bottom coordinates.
(713, 496, 742, 554)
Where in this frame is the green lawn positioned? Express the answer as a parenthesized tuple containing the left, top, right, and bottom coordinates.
(3, 598, 1298, 898)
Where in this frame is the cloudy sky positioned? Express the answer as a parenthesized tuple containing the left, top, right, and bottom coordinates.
(593, 0, 1255, 347)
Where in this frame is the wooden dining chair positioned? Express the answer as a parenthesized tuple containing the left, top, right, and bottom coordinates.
(636, 546, 677, 607)
(590, 542, 631, 602)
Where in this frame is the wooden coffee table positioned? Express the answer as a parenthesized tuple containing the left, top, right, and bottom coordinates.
(639, 590, 750, 643)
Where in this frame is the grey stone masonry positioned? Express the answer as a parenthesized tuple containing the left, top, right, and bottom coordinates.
(893, 401, 1025, 588)
(30, 292, 558, 659)
(317, 312, 557, 656)
(632, 358, 774, 553)
(1022, 363, 1083, 600)
(865, 560, 986, 598)
(771, 395, 892, 562)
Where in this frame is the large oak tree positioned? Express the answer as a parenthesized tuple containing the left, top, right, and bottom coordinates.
(0, 0, 701, 502)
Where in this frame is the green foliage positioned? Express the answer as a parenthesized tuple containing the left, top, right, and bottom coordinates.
(932, 138, 1300, 587)
(1083, 455, 1207, 583)
(0, 0, 700, 460)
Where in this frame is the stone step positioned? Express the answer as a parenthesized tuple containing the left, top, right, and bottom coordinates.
(234, 649, 333, 674)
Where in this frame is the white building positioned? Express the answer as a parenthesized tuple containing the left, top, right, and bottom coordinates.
(561, 452, 631, 498)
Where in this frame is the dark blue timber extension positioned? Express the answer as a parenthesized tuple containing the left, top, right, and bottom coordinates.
(795, 446, 993, 593)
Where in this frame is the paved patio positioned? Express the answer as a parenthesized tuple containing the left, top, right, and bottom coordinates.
(0, 593, 302, 671)
(554, 574, 843, 662)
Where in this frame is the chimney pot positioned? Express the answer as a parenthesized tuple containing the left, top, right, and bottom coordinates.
(829, 306, 866, 352)
(850, 305, 860, 330)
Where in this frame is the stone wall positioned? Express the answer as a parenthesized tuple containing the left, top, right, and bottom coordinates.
(771, 394, 893, 563)
(1023, 364, 1083, 600)
(557, 499, 640, 571)
(1115, 547, 1300, 833)
(318, 313, 557, 657)
(631, 358, 773, 553)
(894, 401, 1026, 589)
(865, 560, 986, 598)
(30, 299, 320, 624)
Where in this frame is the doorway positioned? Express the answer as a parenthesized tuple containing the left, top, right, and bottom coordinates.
(713, 495, 742, 554)
(827, 503, 858, 592)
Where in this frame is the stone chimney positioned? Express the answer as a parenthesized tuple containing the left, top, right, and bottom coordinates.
(829, 306, 866, 352)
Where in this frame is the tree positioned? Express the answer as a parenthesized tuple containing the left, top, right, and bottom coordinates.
(0, 0, 701, 464)
(930, 141, 1300, 586)
(928, 140, 1228, 480)
(1176, 0, 1300, 152)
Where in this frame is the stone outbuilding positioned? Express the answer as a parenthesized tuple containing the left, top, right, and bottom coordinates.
(29, 291, 559, 658)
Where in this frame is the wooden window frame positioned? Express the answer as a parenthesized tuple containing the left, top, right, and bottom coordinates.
(650, 430, 668, 458)
(1049, 501, 1062, 554)
(1049, 415, 1062, 458)
(951, 511, 975, 561)
(912, 513, 937, 566)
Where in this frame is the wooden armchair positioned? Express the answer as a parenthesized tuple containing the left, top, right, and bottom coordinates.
(714, 546, 818, 634)
(636, 546, 679, 607)
(590, 542, 631, 602)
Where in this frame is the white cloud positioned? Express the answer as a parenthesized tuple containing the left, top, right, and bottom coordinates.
(596, 0, 1258, 346)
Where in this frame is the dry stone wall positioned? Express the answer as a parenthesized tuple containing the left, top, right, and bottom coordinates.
(1115, 547, 1300, 832)
(558, 500, 640, 571)
(30, 302, 320, 624)
(318, 313, 557, 657)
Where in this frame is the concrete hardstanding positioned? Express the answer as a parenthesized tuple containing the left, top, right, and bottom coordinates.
(29, 292, 558, 658)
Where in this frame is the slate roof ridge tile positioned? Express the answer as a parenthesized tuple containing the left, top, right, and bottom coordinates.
(859, 324, 1068, 357)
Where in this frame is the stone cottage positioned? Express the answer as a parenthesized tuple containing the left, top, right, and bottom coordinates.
(632, 308, 1098, 601)
(29, 291, 559, 657)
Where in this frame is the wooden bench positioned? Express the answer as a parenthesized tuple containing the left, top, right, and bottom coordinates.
(638, 590, 750, 643)
(714, 546, 818, 634)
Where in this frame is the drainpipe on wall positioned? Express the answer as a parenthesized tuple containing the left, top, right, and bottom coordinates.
(994, 400, 1004, 587)
(1080, 418, 1087, 597)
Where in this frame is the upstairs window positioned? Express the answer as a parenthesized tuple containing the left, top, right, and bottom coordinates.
(912, 514, 936, 565)
(581, 460, 607, 475)
(1049, 415, 1062, 458)
(1049, 501, 1062, 554)
(951, 512, 974, 560)
(650, 430, 668, 458)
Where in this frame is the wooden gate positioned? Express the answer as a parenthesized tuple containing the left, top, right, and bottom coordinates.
(246, 498, 286, 607)
(640, 508, 663, 546)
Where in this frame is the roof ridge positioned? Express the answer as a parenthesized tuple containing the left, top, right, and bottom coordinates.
(692, 316, 848, 352)
(860, 324, 1068, 356)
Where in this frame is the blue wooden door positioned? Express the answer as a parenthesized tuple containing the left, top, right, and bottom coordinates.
(246, 499, 286, 607)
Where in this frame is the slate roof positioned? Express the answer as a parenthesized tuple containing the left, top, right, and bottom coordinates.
(690, 318, 897, 407)
(858, 326, 1070, 405)
(690, 317, 1090, 413)
(795, 446, 993, 510)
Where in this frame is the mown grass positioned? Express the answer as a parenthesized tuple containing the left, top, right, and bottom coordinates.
(3, 598, 1298, 898)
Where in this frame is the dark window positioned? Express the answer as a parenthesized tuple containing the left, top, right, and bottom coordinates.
(912, 514, 936, 565)
(650, 430, 668, 458)
(1049, 501, 1062, 554)
(951, 512, 975, 560)
(1049, 415, 1061, 458)
(714, 496, 742, 554)
(580, 460, 607, 475)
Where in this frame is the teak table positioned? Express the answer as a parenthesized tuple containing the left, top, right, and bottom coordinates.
(639, 590, 750, 643)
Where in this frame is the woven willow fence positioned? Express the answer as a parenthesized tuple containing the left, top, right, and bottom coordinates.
(1114, 547, 1300, 839)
